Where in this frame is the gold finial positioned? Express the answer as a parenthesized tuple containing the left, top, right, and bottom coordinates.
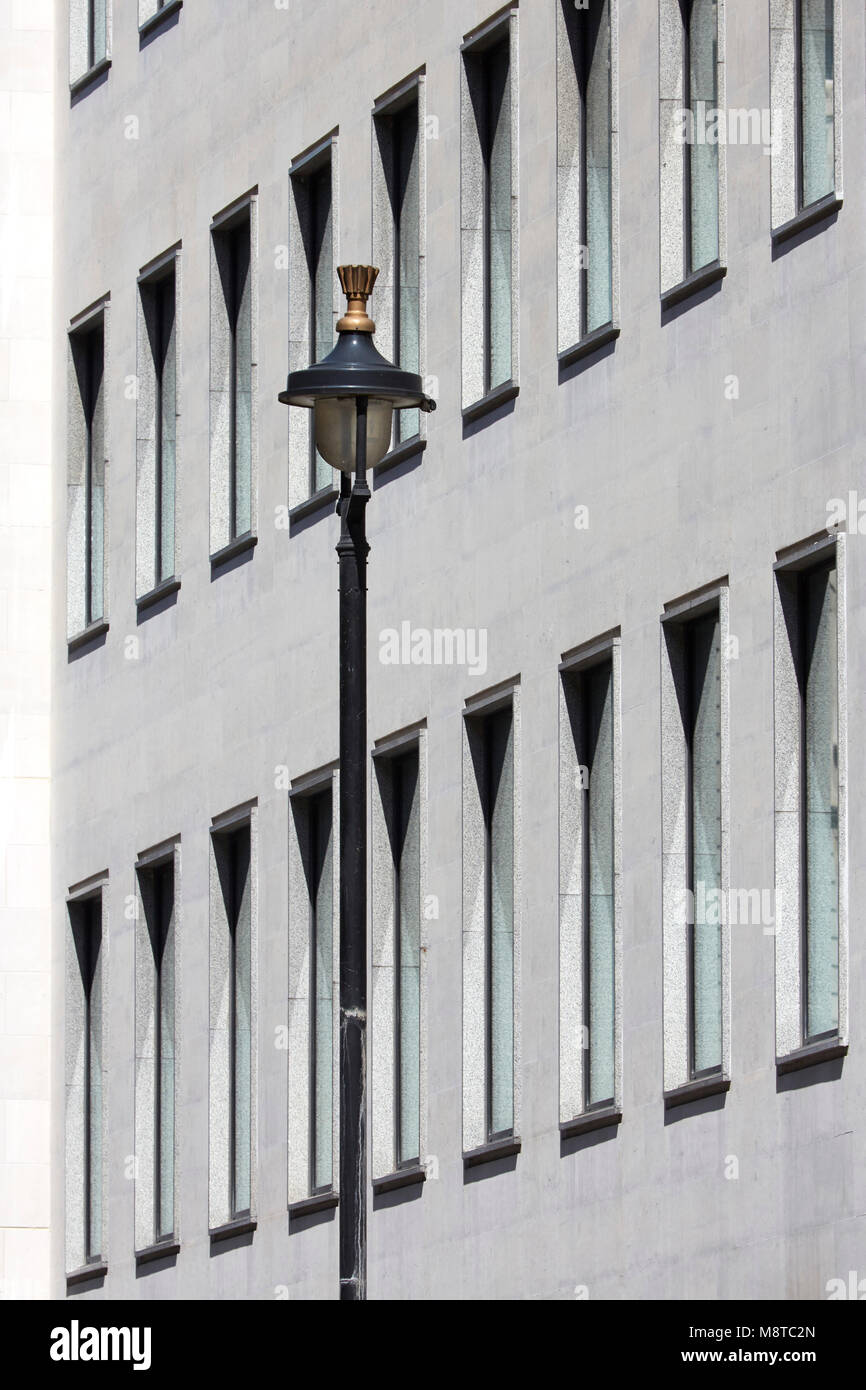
(337, 264, 378, 333)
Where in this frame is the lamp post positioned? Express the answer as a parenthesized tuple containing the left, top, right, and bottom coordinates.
(280, 265, 435, 1301)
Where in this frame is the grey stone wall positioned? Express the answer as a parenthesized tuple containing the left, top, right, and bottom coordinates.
(52, 0, 866, 1299)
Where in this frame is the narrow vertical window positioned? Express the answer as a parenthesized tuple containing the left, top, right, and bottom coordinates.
(70, 0, 109, 87)
(70, 896, 104, 1266)
(139, 265, 177, 595)
(229, 826, 251, 1216)
(89, 1, 107, 68)
(580, 663, 615, 1106)
(559, 645, 622, 1129)
(482, 39, 512, 394)
(558, 0, 619, 354)
(210, 810, 257, 1232)
(685, 612, 722, 1076)
(390, 102, 421, 445)
(137, 859, 176, 1245)
(289, 156, 335, 497)
(211, 209, 253, 551)
(153, 274, 176, 584)
(580, 1, 613, 333)
(288, 143, 339, 508)
(774, 545, 845, 1067)
(799, 562, 839, 1039)
(214, 825, 252, 1218)
(308, 789, 334, 1194)
(662, 592, 729, 1099)
(373, 81, 427, 461)
(659, 0, 725, 296)
(485, 706, 514, 1139)
(70, 321, 105, 632)
(797, 0, 835, 208)
(228, 224, 252, 540)
(391, 751, 421, 1165)
(307, 164, 334, 493)
(461, 14, 517, 411)
(288, 778, 337, 1207)
(372, 735, 426, 1186)
(683, 0, 719, 273)
(464, 694, 519, 1156)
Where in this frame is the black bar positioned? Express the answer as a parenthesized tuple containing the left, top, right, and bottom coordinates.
(18, 1300, 863, 1370)
(337, 399, 369, 1301)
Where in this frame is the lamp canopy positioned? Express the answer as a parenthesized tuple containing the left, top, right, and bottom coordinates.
(279, 265, 437, 414)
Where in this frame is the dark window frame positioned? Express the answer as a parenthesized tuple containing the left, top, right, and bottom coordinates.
(141, 268, 177, 587)
(290, 153, 334, 497)
(211, 210, 253, 545)
(794, 0, 805, 210)
(83, 899, 101, 1262)
(476, 703, 515, 1145)
(576, 659, 616, 1112)
(306, 163, 332, 494)
(683, 609, 723, 1083)
(214, 823, 252, 1222)
(794, 0, 835, 213)
(71, 893, 103, 1265)
(227, 222, 250, 543)
(138, 858, 176, 1244)
(71, 320, 105, 632)
(382, 98, 421, 448)
(388, 747, 421, 1169)
(796, 558, 840, 1047)
(87, 0, 100, 72)
(482, 37, 510, 399)
(681, 0, 694, 276)
(576, 0, 613, 339)
(464, 29, 513, 400)
(680, 0, 719, 278)
(306, 787, 334, 1197)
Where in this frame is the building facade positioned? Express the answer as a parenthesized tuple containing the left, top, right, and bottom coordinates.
(0, 0, 53, 1303)
(42, 0, 866, 1300)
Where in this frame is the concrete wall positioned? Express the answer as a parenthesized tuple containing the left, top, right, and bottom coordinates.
(0, 0, 53, 1302)
(52, 0, 866, 1299)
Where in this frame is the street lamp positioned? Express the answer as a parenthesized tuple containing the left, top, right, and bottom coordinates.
(280, 265, 435, 1301)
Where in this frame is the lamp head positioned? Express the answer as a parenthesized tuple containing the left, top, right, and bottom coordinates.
(279, 264, 436, 475)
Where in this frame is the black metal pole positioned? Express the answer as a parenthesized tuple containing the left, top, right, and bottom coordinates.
(338, 397, 370, 1301)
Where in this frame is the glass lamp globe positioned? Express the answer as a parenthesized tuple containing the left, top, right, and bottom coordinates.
(314, 397, 394, 473)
